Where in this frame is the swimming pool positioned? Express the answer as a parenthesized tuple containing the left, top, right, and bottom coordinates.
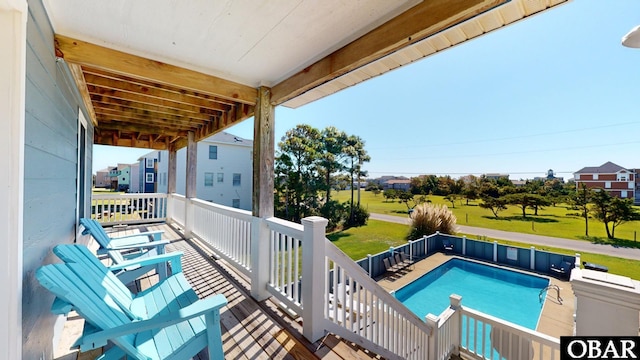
(394, 258, 549, 330)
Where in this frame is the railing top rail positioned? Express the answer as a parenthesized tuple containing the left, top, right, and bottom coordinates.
(190, 197, 252, 220)
(324, 239, 431, 333)
(461, 306, 560, 346)
(168, 193, 186, 200)
(92, 193, 168, 199)
(265, 217, 304, 239)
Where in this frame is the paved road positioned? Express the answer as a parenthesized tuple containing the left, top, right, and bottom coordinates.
(369, 212, 640, 261)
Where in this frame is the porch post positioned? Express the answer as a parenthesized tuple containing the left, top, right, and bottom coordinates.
(250, 86, 274, 300)
(166, 145, 177, 223)
(252, 86, 274, 218)
(184, 131, 197, 237)
(0, 1, 27, 359)
(301, 216, 328, 342)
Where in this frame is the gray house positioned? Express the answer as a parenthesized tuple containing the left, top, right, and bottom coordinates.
(2, 0, 569, 358)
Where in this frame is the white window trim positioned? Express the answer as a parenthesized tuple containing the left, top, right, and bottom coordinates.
(146, 158, 154, 168)
(1, 4, 27, 359)
(204, 172, 214, 187)
(593, 174, 598, 180)
(605, 181, 611, 189)
(146, 173, 154, 183)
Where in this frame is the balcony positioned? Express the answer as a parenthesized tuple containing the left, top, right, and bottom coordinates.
(55, 192, 593, 359)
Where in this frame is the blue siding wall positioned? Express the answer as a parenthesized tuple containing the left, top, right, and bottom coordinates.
(22, 0, 92, 357)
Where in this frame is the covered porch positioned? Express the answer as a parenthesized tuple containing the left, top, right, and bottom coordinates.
(2, 0, 576, 359)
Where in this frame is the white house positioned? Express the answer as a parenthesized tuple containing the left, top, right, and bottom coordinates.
(152, 132, 253, 210)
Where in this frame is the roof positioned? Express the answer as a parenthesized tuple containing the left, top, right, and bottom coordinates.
(575, 161, 630, 174)
(42, 0, 568, 151)
(386, 179, 412, 185)
(202, 132, 253, 147)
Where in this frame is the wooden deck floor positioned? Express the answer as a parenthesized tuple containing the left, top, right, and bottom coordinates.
(55, 223, 380, 360)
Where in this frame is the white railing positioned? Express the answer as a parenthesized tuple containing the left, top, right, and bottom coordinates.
(322, 240, 431, 360)
(434, 302, 561, 360)
(168, 193, 186, 227)
(102, 193, 563, 360)
(189, 198, 253, 276)
(91, 193, 167, 225)
(264, 217, 304, 315)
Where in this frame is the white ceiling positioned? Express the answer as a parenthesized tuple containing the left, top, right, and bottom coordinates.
(43, 0, 421, 87)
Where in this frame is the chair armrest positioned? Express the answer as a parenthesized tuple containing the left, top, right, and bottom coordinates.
(79, 294, 228, 350)
(111, 230, 164, 241)
(108, 239, 170, 251)
(109, 251, 183, 273)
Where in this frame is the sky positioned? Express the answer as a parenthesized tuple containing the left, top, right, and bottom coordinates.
(94, 0, 640, 181)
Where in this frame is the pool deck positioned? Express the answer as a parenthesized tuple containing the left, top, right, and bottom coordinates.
(377, 253, 575, 339)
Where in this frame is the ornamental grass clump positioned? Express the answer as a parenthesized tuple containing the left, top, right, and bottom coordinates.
(408, 203, 458, 239)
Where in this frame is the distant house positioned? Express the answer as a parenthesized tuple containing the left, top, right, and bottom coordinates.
(129, 162, 140, 193)
(150, 131, 253, 210)
(138, 153, 159, 193)
(94, 167, 112, 188)
(574, 161, 635, 200)
(383, 179, 411, 191)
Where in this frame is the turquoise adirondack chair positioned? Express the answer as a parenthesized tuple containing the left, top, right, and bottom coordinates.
(80, 218, 169, 283)
(37, 244, 227, 360)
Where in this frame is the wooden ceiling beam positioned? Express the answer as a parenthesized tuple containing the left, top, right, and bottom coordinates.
(55, 34, 257, 105)
(95, 111, 201, 130)
(90, 97, 215, 121)
(271, 0, 507, 105)
(67, 63, 98, 126)
(93, 102, 213, 126)
(83, 71, 235, 111)
(87, 86, 224, 116)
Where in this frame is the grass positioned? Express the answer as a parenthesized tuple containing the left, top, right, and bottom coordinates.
(334, 190, 640, 245)
(327, 219, 410, 261)
(330, 190, 640, 279)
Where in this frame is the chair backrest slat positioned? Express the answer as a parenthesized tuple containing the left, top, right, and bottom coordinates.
(79, 218, 126, 263)
(53, 245, 138, 319)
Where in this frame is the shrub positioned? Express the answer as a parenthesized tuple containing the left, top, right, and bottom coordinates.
(346, 204, 370, 228)
(319, 200, 348, 231)
(408, 203, 458, 239)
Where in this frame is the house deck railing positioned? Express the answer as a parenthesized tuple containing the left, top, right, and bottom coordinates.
(92, 192, 167, 225)
(92, 192, 564, 360)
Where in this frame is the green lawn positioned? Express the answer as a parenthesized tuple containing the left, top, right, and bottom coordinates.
(335, 190, 640, 246)
(331, 190, 640, 279)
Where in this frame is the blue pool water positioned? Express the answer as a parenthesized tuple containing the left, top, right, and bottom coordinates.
(394, 258, 549, 330)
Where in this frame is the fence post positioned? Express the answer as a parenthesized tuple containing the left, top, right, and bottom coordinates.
(426, 314, 439, 360)
(367, 254, 372, 277)
(423, 235, 428, 256)
(493, 241, 498, 262)
(301, 216, 329, 342)
(530, 246, 536, 270)
(250, 217, 271, 301)
(449, 294, 462, 356)
(575, 253, 581, 268)
(462, 236, 466, 256)
(409, 240, 413, 261)
(166, 193, 173, 224)
(184, 198, 194, 238)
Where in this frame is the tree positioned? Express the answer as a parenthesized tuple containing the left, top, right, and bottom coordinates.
(479, 196, 507, 218)
(570, 183, 592, 237)
(591, 190, 639, 239)
(318, 127, 350, 203)
(503, 193, 534, 217)
(344, 135, 370, 223)
(383, 189, 397, 202)
(275, 124, 321, 222)
(396, 190, 415, 210)
(443, 194, 462, 208)
(528, 194, 551, 216)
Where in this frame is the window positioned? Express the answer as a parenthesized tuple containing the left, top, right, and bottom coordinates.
(233, 173, 241, 186)
(593, 174, 598, 180)
(232, 199, 240, 208)
(204, 172, 214, 187)
(575, 174, 580, 180)
(605, 181, 611, 188)
(158, 151, 161, 162)
(146, 173, 154, 183)
(217, 173, 224, 183)
(621, 190, 628, 198)
(619, 174, 628, 181)
(146, 158, 154, 168)
(209, 145, 218, 159)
